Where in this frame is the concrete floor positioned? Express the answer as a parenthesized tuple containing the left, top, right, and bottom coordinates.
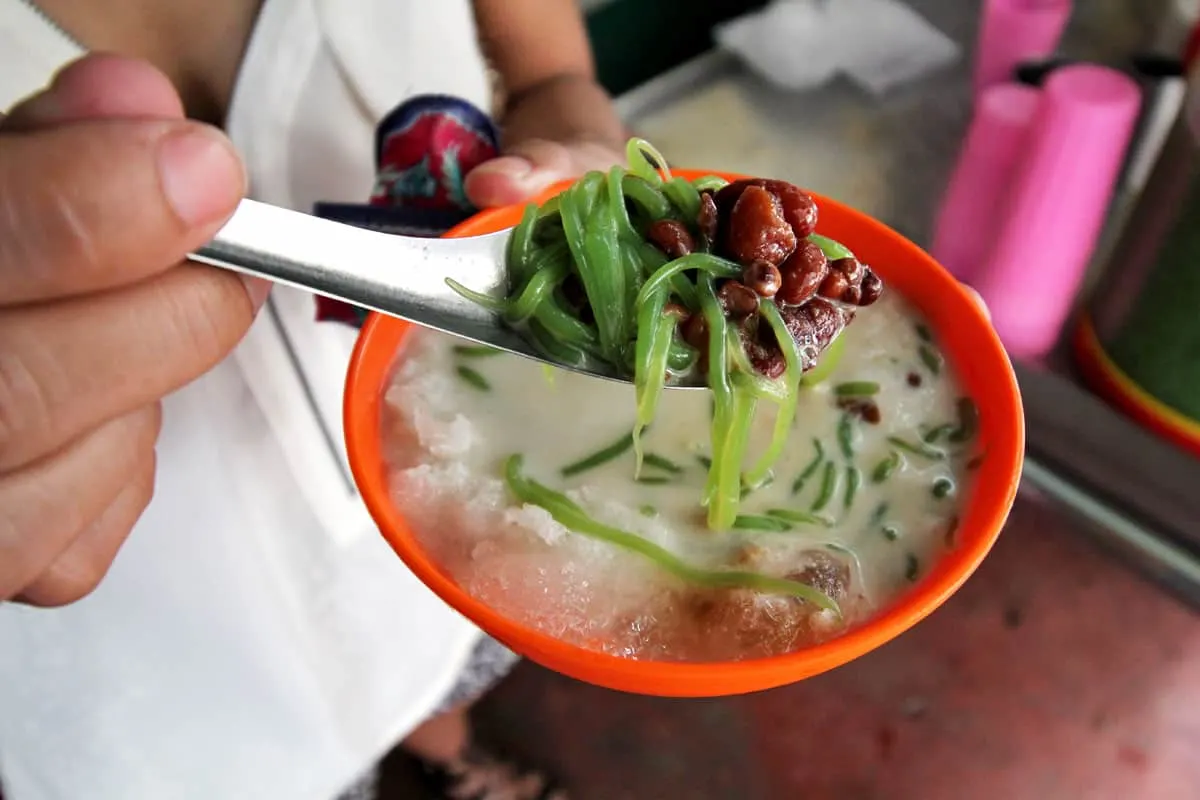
(382, 496, 1200, 799)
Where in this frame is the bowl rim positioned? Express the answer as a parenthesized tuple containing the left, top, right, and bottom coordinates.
(344, 169, 1025, 697)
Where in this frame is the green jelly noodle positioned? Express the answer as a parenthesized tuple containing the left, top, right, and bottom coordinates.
(449, 137, 860, 535)
(503, 455, 840, 613)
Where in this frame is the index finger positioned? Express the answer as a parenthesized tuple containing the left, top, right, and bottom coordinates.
(0, 118, 244, 305)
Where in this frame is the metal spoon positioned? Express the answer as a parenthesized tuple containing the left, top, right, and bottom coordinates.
(192, 199, 705, 388)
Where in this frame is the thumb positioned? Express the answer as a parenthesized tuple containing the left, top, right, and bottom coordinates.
(464, 139, 623, 208)
(0, 55, 265, 309)
(464, 139, 575, 208)
(0, 118, 246, 305)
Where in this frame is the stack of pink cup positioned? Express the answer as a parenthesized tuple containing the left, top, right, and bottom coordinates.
(932, 0, 1143, 360)
(933, 65, 1141, 360)
(972, 66, 1142, 359)
(973, 0, 1074, 96)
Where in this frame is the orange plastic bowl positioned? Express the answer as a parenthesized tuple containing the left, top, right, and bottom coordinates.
(344, 170, 1024, 697)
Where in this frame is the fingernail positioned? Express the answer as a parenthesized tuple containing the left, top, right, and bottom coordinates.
(157, 126, 245, 226)
(240, 276, 272, 311)
(480, 155, 534, 180)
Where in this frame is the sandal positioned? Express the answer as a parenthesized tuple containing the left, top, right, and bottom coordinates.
(419, 746, 567, 800)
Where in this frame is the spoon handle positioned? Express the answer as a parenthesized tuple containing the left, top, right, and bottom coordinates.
(189, 198, 510, 328)
(187, 199, 697, 387)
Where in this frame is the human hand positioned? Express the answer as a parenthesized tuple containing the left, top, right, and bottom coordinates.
(0, 54, 261, 606)
(463, 137, 623, 208)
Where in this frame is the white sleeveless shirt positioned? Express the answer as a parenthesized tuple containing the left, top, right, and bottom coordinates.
(0, 2, 492, 798)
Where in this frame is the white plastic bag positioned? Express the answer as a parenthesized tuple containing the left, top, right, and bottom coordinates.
(714, 0, 960, 97)
(714, 0, 841, 91)
(828, 0, 960, 96)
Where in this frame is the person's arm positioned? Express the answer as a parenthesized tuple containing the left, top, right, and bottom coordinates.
(474, 0, 623, 149)
(464, 0, 627, 207)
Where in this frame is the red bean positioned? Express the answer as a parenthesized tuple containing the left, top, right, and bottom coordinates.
(714, 180, 753, 217)
(757, 179, 819, 239)
(743, 260, 782, 298)
(724, 185, 797, 266)
(837, 396, 882, 424)
(859, 270, 884, 306)
(778, 241, 829, 305)
(817, 270, 851, 301)
(780, 298, 851, 370)
(717, 280, 760, 317)
(830, 256, 864, 284)
(714, 178, 818, 239)
(748, 345, 786, 379)
(648, 219, 695, 259)
(681, 313, 709, 350)
(742, 326, 787, 379)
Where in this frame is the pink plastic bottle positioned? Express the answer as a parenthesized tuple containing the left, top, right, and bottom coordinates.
(931, 83, 1042, 283)
(973, 0, 1074, 96)
(973, 65, 1142, 360)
